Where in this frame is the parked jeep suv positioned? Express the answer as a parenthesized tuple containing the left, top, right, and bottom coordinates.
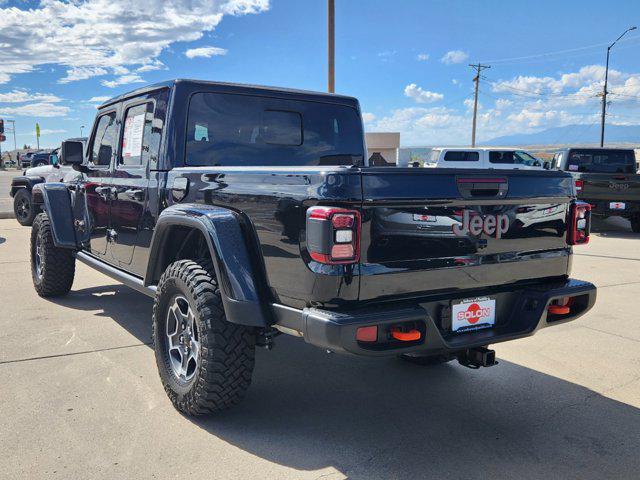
(30, 80, 596, 415)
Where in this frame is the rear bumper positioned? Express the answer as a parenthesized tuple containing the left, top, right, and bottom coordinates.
(582, 198, 640, 217)
(272, 279, 596, 357)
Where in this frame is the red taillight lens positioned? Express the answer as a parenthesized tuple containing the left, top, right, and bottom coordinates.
(567, 202, 591, 245)
(575, 179, 583, 193)
(306, 206, 361, 264)
(332, 214, 355, 228)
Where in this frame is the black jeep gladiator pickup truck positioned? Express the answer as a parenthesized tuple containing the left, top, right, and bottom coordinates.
(552, 148, 640, 232)
(30, 80, 596, 415)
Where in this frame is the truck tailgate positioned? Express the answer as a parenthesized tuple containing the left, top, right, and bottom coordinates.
(358, 168, 575, 302)
(578, 173, 640, 202)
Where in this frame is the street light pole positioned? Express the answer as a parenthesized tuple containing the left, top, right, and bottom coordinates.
(600, 26, 636, 147)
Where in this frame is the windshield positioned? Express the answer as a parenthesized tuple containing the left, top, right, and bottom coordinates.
(186, 92, 364, 167)
(567, 149, 636, 173)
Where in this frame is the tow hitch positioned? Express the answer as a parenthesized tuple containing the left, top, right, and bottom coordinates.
(457, 347, 498, 369)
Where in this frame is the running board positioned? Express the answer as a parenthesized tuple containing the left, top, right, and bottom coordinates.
(74, 251, 157, 298)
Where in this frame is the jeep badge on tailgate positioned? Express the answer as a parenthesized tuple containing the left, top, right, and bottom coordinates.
(452, 210, 509, 238)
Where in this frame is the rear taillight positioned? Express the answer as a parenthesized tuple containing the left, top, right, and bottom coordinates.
(574, 179, 583, 193)
(306, 206, 361, 264)
(567, 202, 591, 245)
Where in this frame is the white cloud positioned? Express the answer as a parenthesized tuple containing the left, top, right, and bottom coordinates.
(185, 46, 228, 59)
(452, 79, 459, 85)
(0, 102, 71, 117)
(361, 112, 376, 123)
(404, 83, 444, 104)
(59, 67, 109, 84)
(101, 74, 146, 88)
(441, 50, 469, 65)
(0, 90, 62, 103)
(137, 62, 165, 73)
(0, 0, 269, 84)
(416, 53, 429, 61)
(88, 96, 111, 103)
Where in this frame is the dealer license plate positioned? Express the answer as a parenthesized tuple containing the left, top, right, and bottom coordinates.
(452, 297, 496, 332)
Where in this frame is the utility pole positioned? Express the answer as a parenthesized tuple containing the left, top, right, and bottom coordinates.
(600, 26, 636, 147)
(328, 0, 335, 93)
(469, 63, 490, 147)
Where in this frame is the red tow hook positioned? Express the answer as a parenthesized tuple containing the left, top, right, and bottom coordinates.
(548, 297, 573, 315)
(391, 327, 421, 342)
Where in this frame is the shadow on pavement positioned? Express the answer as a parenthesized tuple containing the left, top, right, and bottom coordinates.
(49, 284, 640, 479)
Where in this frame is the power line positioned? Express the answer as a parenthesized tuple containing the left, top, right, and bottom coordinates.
(480, 35, 640, 65)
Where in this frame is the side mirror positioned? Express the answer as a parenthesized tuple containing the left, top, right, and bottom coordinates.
(543, 161, 550, 170)
(61, 140, 84, 168)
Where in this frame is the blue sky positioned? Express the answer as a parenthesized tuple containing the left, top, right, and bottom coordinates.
(1, 0, 639, 148)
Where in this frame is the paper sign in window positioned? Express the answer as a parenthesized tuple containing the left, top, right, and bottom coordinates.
(122, 113, 146, 158)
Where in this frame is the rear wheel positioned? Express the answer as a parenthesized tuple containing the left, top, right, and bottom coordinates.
(399, 352, 456, 366)
(14, 189, 37, 226)
(30, 213, 75, 297)
(631, 214, 640, 233)
(152, 259, 255, 415)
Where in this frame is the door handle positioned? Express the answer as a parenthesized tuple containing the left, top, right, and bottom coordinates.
(125, 189, 145, 201)
(94, 186, 111, 200)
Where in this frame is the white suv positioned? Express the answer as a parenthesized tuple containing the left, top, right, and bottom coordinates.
(424, 148, 544, 170)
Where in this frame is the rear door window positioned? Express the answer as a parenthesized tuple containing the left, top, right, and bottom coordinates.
(443, 151, 479, 162)
(489, 151, 515, 164)
(186, 92, 363, 166)
(120, 102, 158, 167)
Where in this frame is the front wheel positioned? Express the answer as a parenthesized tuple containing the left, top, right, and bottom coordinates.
(152, 259, 256, 415)
(30, 213, 75, 297)
(14, 189, 37, 226)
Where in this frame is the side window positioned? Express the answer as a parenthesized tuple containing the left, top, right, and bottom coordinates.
(443, 151, 479, 162)
(120, 102, 157, 167)
(489, 151, 515, 164)
(90, 112, 117, 166)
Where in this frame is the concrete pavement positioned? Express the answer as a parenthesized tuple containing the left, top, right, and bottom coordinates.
(0, 169, 19, 218)
(0, 218, 639, 479)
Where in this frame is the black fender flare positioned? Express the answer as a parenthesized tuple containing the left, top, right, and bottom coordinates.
(145, 204, 271, 327)
(33, 182, 78, 249)
(10, 176, 44, 197)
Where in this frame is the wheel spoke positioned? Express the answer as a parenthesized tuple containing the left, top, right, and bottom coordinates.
(165, 295, 199, 381)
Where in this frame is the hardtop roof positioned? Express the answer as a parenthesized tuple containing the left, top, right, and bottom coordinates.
(99, 79, 359, 109)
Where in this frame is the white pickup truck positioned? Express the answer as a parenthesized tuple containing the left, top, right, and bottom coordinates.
(424, 147, 544, 170)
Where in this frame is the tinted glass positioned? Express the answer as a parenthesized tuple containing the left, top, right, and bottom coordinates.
(567, 149, 636, 173)
(186, 92, 363, 166)
(489, 151, 515, 164)
(443, 151, 479, 162)
(120, 102, 158, 167)
(91, 112, 117, 166)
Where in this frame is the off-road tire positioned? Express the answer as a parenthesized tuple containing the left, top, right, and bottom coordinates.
(14, 188, 37, 226)
(152, 259, 256, 415)
(631, 214, 640, 233)
(30, 213, 75, 297)
(399, 353, 456, 366)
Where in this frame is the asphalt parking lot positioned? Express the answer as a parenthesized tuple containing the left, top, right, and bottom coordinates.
(1, 217, 639, 479)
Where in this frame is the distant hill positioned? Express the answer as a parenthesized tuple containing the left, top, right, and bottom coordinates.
(484, 124, 640, 146)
